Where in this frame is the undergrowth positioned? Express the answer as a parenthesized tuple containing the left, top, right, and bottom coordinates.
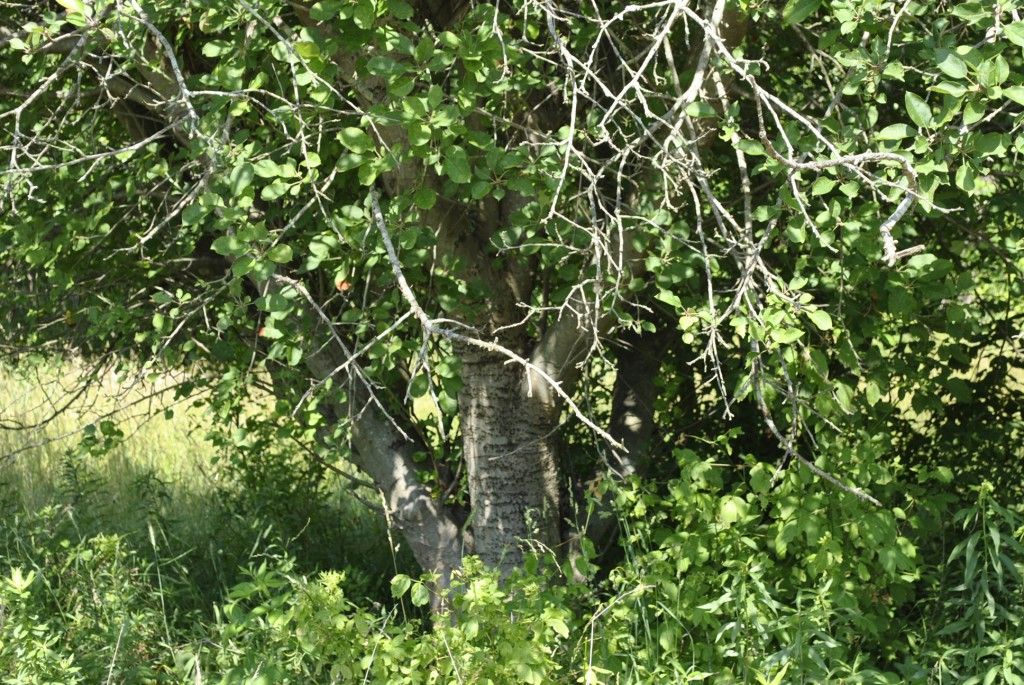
(2, 365, 1024, 683)
(1, 451, 1022, 683)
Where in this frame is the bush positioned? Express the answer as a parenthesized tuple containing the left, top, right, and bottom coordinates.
(2, 452, 1023, 684)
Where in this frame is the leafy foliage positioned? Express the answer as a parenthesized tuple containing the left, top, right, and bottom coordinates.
(2, 0, 1024, 680)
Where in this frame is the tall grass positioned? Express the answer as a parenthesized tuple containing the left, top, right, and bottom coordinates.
(0, 358, 409, 610)
(1, 358, 212, 511)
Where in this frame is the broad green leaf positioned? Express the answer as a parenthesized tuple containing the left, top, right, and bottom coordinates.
(877, 123, 913, 141)
(735, 139, 765, 156)
(655, 289, 683, 310)
(905, 92, 933, 128)
(358, 162, 379, 186)
(935, 49, 968, 80)
(749, 463, 771, 494)
(931, 81, 967, 97)
(415, 36, 434, 63)
(228, 163, 254, 196)
(685, 101, 717, 118)
(339, 127, 374, 154)
(1005, 21, 1024, 46)
(955, 163, 975, 192)
(718, 496, 748, 525)
(976, 55, 1009, 88)
(834, 382, 855, 413)
(391, 0, 416, 18)
(253, 159, 282, 178)
(771, 327, 803, 344)
(212, 235, 245, 256)
(56, 0, 90, 17)
(390, 574, 412, 599)
(969, 132, 1007, 157)
(438, 31, 460, 49)
(353, 0, 375, 28)
(407, 122, 431, 147)
(806, 309, 833, 331)
(782, 0, 822, 25)
(865, 380, 883, 407)
(811, 177, 836, 196)
(309, 0, 343, 20)
(293, 41, 320, 59)
(443, 145, 472, 184)
(413, 187, 437, 209)
(260, 180, 290, 201)
(1004, 86, 1024, 106)
(266, 244, 293, 263)
(409, 581, 430, 607)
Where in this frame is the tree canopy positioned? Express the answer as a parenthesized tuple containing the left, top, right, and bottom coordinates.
(2, 0, 1024, 679)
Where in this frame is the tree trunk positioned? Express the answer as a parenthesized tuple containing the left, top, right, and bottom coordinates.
(458, 346, 562, 574)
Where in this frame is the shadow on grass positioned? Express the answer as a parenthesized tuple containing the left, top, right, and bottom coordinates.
(0, 446, 416, 616)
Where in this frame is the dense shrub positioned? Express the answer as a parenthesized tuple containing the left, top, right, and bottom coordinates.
(2, 451, 1022, 684)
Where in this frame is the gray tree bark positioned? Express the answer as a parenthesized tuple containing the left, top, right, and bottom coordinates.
(458, 346, 562, 574)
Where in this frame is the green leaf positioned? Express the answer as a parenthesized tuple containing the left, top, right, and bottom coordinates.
(309, 0, 343, 20)
(409, 581, 430, 607)
(407, 121, 431, 147)
(415, 35, 434, 63)
(877, 123, 913, 141)
(655, 289, 683, 310)
(1004, 86, 1024, 106)
(749, 463, 771, 494)
(339, 127, 374, 154)
(231, 255, 254, 278)
(357, 162, 379, 186)
(782, 0, 822, 25)
(413, 187, 437, 209)
(955, 163, 975, 192)
(934, 49, 968, 80)
(390, 574, 412, 599)
(352, 0, 375, 28)
(293, 41, 320, 59)
(976, 55, 1009, 88)
(806, 309, 833, 331)
(905, 92, 933, 128)
(931, 81, 967, 98)
(228, 163, 254, 196)
(865, 380, 883, 407)
(963, 98, 986, 126)
(389, 0, 414, 19)
(735, 139, 765, 156)
(717, 496, 748, 525)
(260, 180, 290, 201)
(970, 132, 1007, 157)
(443, 145, 472, 184)
(882, 62, 905, 81)
(56, 0, 90, 18)
(438, 31, 460, 49)
(684, 101, 717, 118)
(658, 624, 678, 652)
(811, 177, 836, 196)
(771, 327, 803, 344)
(253, 159, 282, 178)
(266, 244, 293, 263)
(211, 235, 245, 256)
(366, 55, 404, 76)
(1005, 21, 1024, 46)
(834, 382, 855, 413)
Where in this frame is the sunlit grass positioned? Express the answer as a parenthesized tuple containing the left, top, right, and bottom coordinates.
(0, 358, 412, 609)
